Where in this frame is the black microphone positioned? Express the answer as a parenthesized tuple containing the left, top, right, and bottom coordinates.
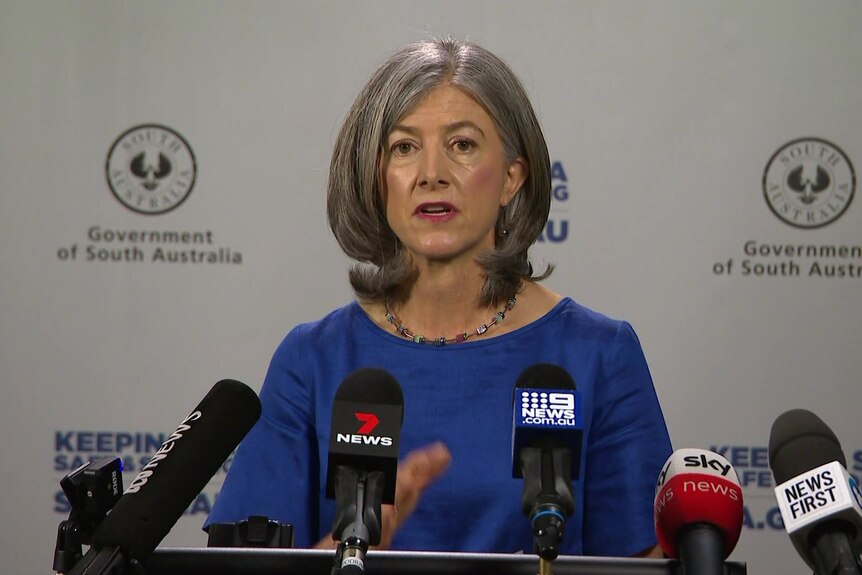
(769, 409, 862, 575)
(326, 368, 404, 575)
(68, 379, 261, 574)
(511, 364, 583, 560)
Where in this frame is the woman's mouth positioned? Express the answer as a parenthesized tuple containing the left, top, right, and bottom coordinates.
(415, 202, 457, 221)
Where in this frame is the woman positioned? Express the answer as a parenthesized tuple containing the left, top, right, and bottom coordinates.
(208, 38, 671, 557)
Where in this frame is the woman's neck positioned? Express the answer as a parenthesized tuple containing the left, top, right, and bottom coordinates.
(391, 261, 495, 339)
(360, 261, 564, 343)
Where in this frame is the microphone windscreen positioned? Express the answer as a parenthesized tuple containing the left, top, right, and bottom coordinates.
(511, 364, 582, 478)
(654, 448, 743, 558)
(768, 409, 846, 483)
(93, 379, 261, 561)
(514, 363, 577, 391)
(327, 368, 404, 502)
(335, 367, 404, 406)
(768, 411, 862, 573)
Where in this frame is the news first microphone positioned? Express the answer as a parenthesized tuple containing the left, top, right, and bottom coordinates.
(654, 448, 743, 575)
(326, 368, 404, 575)
(769, 409, 862, 575)
(67, 379, 261, 575)
(511, 364, 583, 561)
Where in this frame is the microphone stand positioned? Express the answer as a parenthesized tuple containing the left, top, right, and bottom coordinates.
(678, 523, 725, 575)
(519, 445, 574, 561)
(65, 546, 143, 575)
(331, 466, 384, 575)
(809, 523, 862, 575)
(53, 457, 124, 574)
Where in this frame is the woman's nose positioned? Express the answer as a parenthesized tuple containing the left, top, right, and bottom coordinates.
(417, 147, 450, 190)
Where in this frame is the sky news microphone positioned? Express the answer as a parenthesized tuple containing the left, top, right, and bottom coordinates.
(654, 448, 743, 575)
(769, 409, 862, 575)
(326, 368, 404, 575)
(511, 363, 583, 561)
(67, 379, 261, 575)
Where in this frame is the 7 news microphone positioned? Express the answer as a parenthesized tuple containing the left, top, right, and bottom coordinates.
(769, 409, 862, 575)
(326, 368, 404, 575)
(67, 379, 261, 575)
(511, 364, 583, 561)
(653, 448, 744, 575)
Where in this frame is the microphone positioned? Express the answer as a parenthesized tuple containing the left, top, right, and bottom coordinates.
(769, 409, 862, 575)
(654, 448, 743, 575)
(326, 368, 404, 575)
(511, 364, 583, 560)
(68, 379, 261, 574)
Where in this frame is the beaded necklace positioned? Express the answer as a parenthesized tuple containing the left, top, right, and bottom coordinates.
(384, 296, 517, 346)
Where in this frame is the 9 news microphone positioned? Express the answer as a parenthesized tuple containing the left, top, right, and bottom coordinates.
(326, 368, 404, 575)
(68, 379, 261, 575)
(511, 364, 583, 560)
(654, 448, 743, 575)
(769, 409, 862, 575)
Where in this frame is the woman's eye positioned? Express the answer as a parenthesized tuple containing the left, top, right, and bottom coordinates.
(392, 142, 414, 155)
(452, 139, 474, 152)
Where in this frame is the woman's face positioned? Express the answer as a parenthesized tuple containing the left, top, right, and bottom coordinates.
(381, 84, 526, 268)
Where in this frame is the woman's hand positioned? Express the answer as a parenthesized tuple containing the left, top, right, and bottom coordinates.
(315, 442, 452, 549)
(378, 441, 451, 548)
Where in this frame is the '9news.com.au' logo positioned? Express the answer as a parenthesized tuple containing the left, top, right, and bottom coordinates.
(519, 391, 577, 426)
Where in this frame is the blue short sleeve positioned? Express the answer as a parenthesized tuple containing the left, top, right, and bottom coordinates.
(582, 321, 672, 556)
(206, 325, 321, 546)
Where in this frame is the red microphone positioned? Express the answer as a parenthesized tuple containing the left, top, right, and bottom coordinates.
(654, 448, 744, 575)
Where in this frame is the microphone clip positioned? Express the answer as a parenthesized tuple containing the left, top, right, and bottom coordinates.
(519, 445, 575, 561)
(331, 466, 385, 575)
(53, 457, 124, 574)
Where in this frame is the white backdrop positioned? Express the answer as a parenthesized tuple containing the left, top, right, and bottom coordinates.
(1, 2, 860, 574)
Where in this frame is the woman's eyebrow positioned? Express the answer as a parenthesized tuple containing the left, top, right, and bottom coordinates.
(389, 121, 486, 138)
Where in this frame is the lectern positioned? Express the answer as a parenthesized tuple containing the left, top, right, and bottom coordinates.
(145, 548, 746, 575)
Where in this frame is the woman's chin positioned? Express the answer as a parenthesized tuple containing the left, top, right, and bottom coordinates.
(408, 245, 492, 267)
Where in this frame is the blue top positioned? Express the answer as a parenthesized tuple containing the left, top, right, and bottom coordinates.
(207, 298, 672, 556)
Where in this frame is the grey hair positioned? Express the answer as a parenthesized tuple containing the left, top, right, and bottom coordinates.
(327, 38, 552, 306)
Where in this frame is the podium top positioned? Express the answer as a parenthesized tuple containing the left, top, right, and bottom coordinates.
(145, 547, 746, 575)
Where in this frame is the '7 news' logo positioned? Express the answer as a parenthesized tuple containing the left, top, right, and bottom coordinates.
(335, 411, 392, 446)
(519, 390, 577, 426)
(354, 412, 379, 434)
